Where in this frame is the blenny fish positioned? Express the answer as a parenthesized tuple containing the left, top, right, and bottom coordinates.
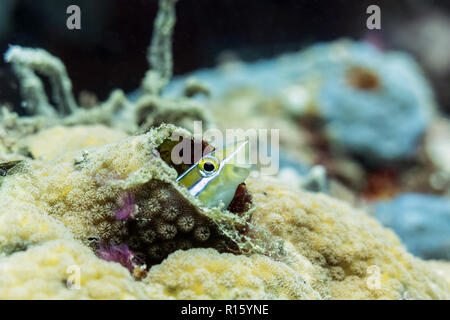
(176, 140, 250, 208)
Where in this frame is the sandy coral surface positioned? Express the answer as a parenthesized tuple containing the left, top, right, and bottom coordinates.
(247, 178, 449, 299)
(26, 125, 128, 161)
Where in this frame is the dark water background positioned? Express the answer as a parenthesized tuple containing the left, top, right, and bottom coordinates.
(0, 0, 449, 114)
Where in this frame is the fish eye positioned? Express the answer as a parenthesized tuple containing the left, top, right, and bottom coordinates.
(198, 156, 219, 176)
(203, 161, 215, 172)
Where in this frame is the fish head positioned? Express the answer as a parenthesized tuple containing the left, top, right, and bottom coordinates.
(176, 140, 250, 208)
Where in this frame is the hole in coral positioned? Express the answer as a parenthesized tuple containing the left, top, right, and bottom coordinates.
(94, 180, 243, 276)
(227, 182, 253, 214)
(157, 137, 253, 213)
(93, 138, 256, 276)
(157, 137, 214, 175)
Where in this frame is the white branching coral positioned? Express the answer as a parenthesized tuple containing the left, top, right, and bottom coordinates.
(5, 45, 78, 116)
(3, 0, 214, 141)
(142, 0, 180, 95)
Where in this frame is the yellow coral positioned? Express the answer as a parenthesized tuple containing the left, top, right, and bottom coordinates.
(0, 128, 449, 300)
(0, 240, 165, 299)
(21, 126, 177, 245)
(26, 125, 128, 161)
(427, 261, 450, 286)
(246, 177, 450, 299)
(147, 248, 320, 299)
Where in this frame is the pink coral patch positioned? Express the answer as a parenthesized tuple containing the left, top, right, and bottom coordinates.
(115, 190, 136, 221)
(97, 242, 143, 273)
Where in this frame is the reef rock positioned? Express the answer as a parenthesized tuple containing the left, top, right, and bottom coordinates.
(307, 41, 435, 162)
(25, 125, 128, 161)
(375, 193, 450, 260)
(0, 124, 257, 273)
(0, 127, 448, 299)
(165, 40, 435, 162)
